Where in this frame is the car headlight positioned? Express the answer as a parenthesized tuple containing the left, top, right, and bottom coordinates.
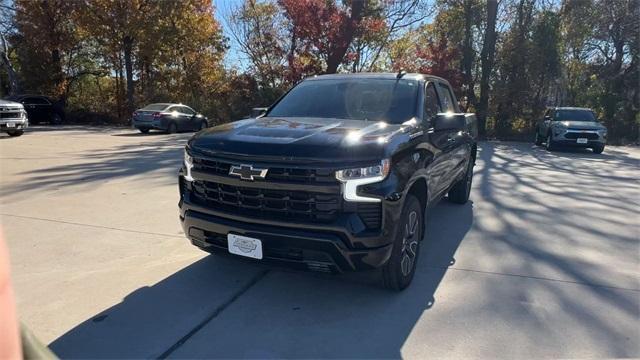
(598, 128, 607, 136)
(184, 149, 194, 182)
(336, 160, 390, 202)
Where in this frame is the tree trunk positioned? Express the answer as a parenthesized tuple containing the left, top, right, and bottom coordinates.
(325, 0, 364, 74)
(477, 0, 498, 137)
(461, 0, 477, 110)
(123, 35, 135, 115)
(0, 34, 20, 95)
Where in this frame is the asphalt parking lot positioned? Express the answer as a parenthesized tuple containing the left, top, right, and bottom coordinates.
(1, 126, 638, 358)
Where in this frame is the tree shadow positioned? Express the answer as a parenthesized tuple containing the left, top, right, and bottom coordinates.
(48, 201, 473, 359)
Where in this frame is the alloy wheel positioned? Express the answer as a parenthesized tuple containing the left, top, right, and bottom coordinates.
(400, 210, 420, 276)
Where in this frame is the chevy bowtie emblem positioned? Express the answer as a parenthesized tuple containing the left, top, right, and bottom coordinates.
(229, 164, 268, 181)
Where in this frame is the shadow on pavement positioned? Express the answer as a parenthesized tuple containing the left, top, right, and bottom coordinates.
(49, 201, 473, 359)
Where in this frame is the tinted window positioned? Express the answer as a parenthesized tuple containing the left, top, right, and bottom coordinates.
(268, 78, 419, 124)
(24, 97, 49, 105)
(437, 83, 455, 112)
(424, 83, 441, 123)
(141, 104, 169, 111)
(554, 110, 596, 122)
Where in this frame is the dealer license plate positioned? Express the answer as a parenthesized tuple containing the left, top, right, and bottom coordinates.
(227, 234, 263, 259)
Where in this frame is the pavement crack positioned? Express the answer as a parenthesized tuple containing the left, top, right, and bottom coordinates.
(433, 265, 640, 292)
(157, 269, 270, 359)
(0, 213, 184, 239)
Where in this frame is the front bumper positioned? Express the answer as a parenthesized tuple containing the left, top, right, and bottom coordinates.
(178, 173, 399, 273)
(0, 119, 28, 132)
(551, 128, 606, 147)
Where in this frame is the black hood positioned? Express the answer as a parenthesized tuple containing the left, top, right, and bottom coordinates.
(188, 117, 413, 163)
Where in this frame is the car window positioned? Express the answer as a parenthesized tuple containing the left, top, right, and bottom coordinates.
(180, 106, 195, 115)
(424, 82, 441, 125)
(167, 106, 180, 113)
(24, 97, 50, 105)
(142, 104, 169, 111)
(554, 110, 596, 122)
(437, 83, 455, 112)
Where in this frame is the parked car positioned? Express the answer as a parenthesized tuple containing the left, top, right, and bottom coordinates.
(535, 107, 607, 153)
(131, 103, 209, 134)
(4, 95, 64, 125)
(0, 99, 28, 137)
(178, 73, 477, 290)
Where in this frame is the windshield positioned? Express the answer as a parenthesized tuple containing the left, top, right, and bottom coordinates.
(268, 78, 419, 124)
(141, 104, 169, 111)
(554, 110, 596, 122)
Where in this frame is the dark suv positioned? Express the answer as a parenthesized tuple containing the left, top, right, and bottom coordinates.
(5, 95, 65, 125)
(178, 73, 477, 290)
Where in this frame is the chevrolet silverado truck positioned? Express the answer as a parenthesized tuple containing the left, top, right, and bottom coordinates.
(179, 73, 477, 290)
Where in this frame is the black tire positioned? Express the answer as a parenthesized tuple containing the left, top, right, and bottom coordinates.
(7, 130, 24, 137)
(167, 122, 178, 134)
(138, 128, 150, 134)
(50, 113, 63, 125)
(448, 158, 473, 204)
(381, 194, 423, 291)
(534, 130, 543, 146)
(546, 133, 556, 151)
(592, 145, 605, 154)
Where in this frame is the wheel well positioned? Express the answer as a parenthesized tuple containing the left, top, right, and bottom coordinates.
(407, 178, 428, 211)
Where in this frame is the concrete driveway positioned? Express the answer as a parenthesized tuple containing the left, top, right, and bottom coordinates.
(1, 126, 638, 359)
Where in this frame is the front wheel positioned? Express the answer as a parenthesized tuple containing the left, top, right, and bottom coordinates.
(7, 130, 24, 137)
(546, 133, 556, 151)
(138, 128, 150, 134)
(50, 113, 63, 125)
(198, 120, 208, 131)
(534, 130, 543, 146)
(381, 194, 423, 291)
(592, 145, 605, 154)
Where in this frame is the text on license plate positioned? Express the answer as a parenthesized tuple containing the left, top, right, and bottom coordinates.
(577, 138, 588, 144)
(227, 234, 263, 259)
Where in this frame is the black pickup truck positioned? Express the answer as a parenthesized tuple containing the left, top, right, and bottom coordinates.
(179, 73, 477, 290)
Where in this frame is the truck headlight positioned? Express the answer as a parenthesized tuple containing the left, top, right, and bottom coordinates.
(184, 149, 194, 182)
(336, 160, 390, 202)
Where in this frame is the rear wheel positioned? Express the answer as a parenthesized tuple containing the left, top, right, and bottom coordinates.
(448, 158, 473, 204)
(381, 194, 423, 291)
(50, 113, 63, 125)
(167, 122, 178, 134)
(592, 145, 605, 154)
(7, 130, 24, 137)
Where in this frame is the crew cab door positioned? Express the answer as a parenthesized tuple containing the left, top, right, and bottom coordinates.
(429, 83, 470, 197)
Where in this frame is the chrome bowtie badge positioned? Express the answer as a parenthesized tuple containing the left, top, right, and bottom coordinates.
(229, 164, 268, 181)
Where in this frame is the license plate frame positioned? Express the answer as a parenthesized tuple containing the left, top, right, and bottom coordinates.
(577, 138, 588, 144)
(227, 233, 263, 259)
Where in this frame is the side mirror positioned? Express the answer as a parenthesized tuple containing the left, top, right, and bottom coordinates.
(433, 113, 466, 131)
(251, 107, 268, 118)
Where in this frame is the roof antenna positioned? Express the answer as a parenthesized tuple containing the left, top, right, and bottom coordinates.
(396, 69, 406, 79)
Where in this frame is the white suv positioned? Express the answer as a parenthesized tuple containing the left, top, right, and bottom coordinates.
(0, 99, 28, 137)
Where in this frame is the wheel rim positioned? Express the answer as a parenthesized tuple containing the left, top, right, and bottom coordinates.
(400, 210, 420, 276)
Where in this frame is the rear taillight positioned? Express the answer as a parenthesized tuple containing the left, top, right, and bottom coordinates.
(132, 111, 138, 118)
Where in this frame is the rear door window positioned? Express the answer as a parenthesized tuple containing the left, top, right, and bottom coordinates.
(437, 83, 456, 112)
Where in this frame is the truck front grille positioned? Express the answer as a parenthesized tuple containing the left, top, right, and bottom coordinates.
(191, 180, 340, 223)
(357, 203, 382, 229)
(192, 158, 338, 184)
(0, 111, 22, 119)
